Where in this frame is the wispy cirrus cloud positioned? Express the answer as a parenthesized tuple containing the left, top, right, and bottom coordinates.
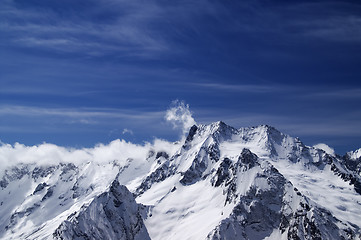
(0, 105, 163, 120)
(192, 82, 283, 93)
(294, 17, 361, 42)
(304, 88, 361, 99)
(281, 1, 361, 43)
(0, 0, 169, 57)
(3, 0, 360, 62)
(0, 104, 170, 145)
(215, 1, 361, 45)
(197, 81, 361, 101)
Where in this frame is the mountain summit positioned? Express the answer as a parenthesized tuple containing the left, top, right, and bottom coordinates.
(1, 122, 361, 239)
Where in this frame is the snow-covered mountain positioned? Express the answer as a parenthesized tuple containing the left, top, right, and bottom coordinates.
(1, 121, 361, 239)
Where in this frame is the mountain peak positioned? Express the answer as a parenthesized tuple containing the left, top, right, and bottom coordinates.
(184, 121, 237, 147)
(54, 180, 150, 240)
(251, 124, 282, 135)
(348, 148, 361, 160)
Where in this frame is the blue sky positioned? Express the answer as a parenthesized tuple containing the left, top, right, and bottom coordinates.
(1, 0, 361, 154)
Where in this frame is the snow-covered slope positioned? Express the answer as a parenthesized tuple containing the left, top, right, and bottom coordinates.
(1, 121, 360, 239)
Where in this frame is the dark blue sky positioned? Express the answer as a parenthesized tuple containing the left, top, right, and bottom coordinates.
(1, 0, 361, 154)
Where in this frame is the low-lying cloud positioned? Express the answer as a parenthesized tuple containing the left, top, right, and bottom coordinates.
(0, 138, 181, 176)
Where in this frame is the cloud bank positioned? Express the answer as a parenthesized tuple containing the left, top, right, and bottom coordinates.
(0, 100, 196, 174)
(0, 138, 181, 176)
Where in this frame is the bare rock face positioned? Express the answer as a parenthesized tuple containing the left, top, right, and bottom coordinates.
(53, 180, 150, 240)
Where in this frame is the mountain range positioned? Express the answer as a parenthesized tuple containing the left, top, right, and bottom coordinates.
(1, 121, 361, 239)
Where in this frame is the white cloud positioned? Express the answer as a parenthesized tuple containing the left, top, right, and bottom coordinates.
(165, 100, 196, 135)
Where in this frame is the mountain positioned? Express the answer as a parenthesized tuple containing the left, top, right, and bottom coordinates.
(53, 179, 150, 240)
(0, 121, 361, 239)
